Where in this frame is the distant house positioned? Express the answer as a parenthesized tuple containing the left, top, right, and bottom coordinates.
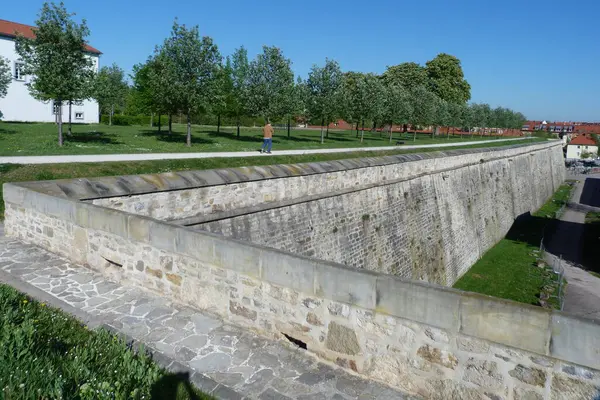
(0, 19, 101, 123)
(566, 135, 598, 159)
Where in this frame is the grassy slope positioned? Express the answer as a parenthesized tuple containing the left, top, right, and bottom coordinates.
(453, 183, 574, 308)
(0, 283, 213, 400)
(0, 139, 543, 219)
(0, 121, 521, 156)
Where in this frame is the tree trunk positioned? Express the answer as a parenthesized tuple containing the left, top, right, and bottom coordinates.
(356, 121, 359, 138)
(168, 114, 172, 134)
(361, 119, 365, 143)
(389, 121, 393, 144)
(109, 104, 114, 126)
(67, 101, 73, 137)
(326, 121, 329, 138)
(217, 114, 221, 134)
(158, 114, 161, 133)
(186, 111, 192, 147)
(237, 116, 241, 138)
(57, 101, 64, 146)
(179, 113, 182, 124)
(413, 129, 417, 142)
(287, 116, 291, 139)
(150, 112, 154, 128)
(320, 118, 325, 144)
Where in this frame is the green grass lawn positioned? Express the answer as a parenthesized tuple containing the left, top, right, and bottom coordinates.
(0, 138, 543, 219)
(0, 283, 213, 400)
(0, 121, 522, 156)
(454, 183, 575, 308)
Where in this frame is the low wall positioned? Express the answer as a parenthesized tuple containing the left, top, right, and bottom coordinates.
(89, 142, 565, 285)
(5, 143, 600, 399)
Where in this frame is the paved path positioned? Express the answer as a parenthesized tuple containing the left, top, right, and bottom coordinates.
(0, 138, 528, 165)
(545, 175, 600, 321)
(0, 227, 415, 400)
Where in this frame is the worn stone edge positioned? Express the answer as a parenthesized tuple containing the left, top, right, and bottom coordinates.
(10, 140, 560, 201)
(0, 268, 246, 400)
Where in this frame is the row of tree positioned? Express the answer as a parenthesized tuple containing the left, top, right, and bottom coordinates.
(1, 2, 527, 147)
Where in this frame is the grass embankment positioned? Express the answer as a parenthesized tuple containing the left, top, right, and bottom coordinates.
(0, 121, 522, 156)
(0, 284, 212, 400)
(453, 183, 575, 308)
(0, 138, 543, 219)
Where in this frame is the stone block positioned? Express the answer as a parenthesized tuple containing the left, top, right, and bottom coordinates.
(213, 237, 261, 277)
(229, 300, 257, 321)
(550, 374, 600, 400)
(315, 263, 376, 309)
(463, 359, 504, 391)
(460, 295, 550, 355)
(128, 215, 151, 242)
(148, 220, 178, 253)
(2, 183, 28, 206)
(417, 345, 458, 369)
(550, 313, 600, 370)
(174, 229, 214, 263)
(87, 206, 128, 237)
(29, 191, 76, 221)
(508, 365, 546, 387)
(376, 277, 460, 332)
(513, 387, 543, 400)
(325, 321, 360, 355)
(261, 251, 314, 295)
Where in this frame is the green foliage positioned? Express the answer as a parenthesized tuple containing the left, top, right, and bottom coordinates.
(0, 284, 212, 399)
(0, 57, 10, 120)
(14, 2, 95, 144)
(425, 53, 471, 104)
(409, 85, 438, 128)
(94, 64, 128, 124)
(306, 58, 343, 126)
(246, 46, 295, 122)
(381, 62, 427, 91)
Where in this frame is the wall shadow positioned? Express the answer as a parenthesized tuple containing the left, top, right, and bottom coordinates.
(150, 372, 203, 400)
(579, 177, 600, 207)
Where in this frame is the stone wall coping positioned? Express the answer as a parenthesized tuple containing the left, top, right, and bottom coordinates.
(5, 179, 600, 370)
(12, 140, 560, 201)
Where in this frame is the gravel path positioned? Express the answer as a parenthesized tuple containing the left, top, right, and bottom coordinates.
(0, 138, 527, 165)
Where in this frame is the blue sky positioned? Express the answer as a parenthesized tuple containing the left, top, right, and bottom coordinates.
(5, 0, 600, 121)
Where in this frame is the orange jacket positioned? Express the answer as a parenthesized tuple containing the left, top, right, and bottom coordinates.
(263, 124, 274, 139)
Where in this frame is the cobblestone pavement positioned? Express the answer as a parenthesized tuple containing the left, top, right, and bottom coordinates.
(0, 230, 415, 400)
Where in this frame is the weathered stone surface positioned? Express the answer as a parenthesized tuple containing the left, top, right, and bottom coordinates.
(328, 302, 350, 318)
(229, 301, 257, 321)
(463, 359, 504, 391)
(306, 312, 323, 326)
(509, 365, 546, 387)
(513, 387, 543, 400)
(550, 374, 600, 400)
(326, 322, 361, 355)
(416, 345, 458, 370)
(146, 267, 163, 279)
(457, 336, 490, 354)
(166, 273, 182, 286)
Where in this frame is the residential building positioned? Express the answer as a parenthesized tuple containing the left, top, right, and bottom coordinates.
(0, 19, 101, 123)
(566, 135, 598, 159)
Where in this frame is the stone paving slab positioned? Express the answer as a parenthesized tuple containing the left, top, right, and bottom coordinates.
(0, 231, 417, 400)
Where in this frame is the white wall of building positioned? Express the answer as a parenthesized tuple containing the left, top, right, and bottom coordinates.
(566, 144, 599, 159)
(0, 36, 100, 124)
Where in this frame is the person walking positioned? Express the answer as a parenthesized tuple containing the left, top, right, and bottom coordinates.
(260, 121, 274, 154)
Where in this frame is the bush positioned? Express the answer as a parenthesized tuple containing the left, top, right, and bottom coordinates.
(0, 284, 211, 399)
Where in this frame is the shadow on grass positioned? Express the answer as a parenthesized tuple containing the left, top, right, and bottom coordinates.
(139, 130, 214, 145)
(150, 372, 206, 400)
(66, 131, 122, 145)
(0, 128, 18, 135)
(580, 178, 600, 208)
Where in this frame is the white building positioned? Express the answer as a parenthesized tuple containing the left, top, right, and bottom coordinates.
(0, 19, 101, 124)
(566, 135, 599, 160)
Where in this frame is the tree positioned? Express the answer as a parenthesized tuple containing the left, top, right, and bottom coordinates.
(15, 2, 95, 146)
(471, 103, 491, 136)
(425, 53, 471, 104)
(230, 47, 249, 137)
(382, 62, 427, 91)
(213, 58, 234, 134)
(94, 64, 128, 126)
(362, 74, 385, 137)
(159, 20, 221, 146)
(0, 57, 11, 120)
(409, 86, 438, 141)
(306, 58, 343, 143)
(432, 98, 451, 137)
(382, 83, 412, 143)
(246, 46, 295, 126)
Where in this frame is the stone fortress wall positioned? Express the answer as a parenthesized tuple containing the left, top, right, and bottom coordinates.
(5, 141, 600, 399)
(91, 141, 564, 286)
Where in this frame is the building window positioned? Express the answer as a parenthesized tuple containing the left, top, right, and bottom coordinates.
(75, 112, 84, 120)
(14, 61, 25, 81)
(578, 145, 581, 149)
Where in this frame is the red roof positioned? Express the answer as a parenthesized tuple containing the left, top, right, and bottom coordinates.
(0, 19, 101, 55)
(570, 135, 597, 146)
